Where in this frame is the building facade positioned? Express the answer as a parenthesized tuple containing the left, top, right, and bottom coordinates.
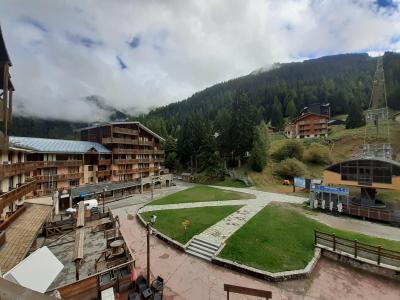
(78, 122, 165, 182)
(284, 113, 329, 139)
(9, 137, 113, 197)
(0, 27, 37, 225)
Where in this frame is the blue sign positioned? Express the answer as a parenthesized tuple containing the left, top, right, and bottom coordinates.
(311, 184, 349, 196)
(79, 192, 87, 197)
(294, 177, 306, 188)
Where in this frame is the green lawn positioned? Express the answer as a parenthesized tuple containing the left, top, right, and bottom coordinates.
(219, 204, 400, 272)
(140, 205, 242, 244)
(149, 186, 254, 205)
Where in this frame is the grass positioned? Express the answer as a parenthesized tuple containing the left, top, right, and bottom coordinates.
(218, 203, 400, 273)
(149, 185, 254, 205)
(212, 177, 249, 188)
(140, 205, 242, 244)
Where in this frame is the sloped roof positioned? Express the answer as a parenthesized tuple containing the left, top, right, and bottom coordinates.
(290, 112, 329, 124)
(76, 121, 165, 141)
(0, 25, 11, 65)
(9, 136, 112, 154)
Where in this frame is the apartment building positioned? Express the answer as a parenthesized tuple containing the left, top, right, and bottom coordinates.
(284, 112, 329, 139)
(9, 137, 112, 197)
(0, 27, 37, 226)
(78, 122, 165, 182)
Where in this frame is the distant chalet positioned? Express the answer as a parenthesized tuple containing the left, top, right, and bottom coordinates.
(285, 103, 330, 139)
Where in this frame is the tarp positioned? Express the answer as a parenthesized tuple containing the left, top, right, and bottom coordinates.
(3, 247, 64, 293)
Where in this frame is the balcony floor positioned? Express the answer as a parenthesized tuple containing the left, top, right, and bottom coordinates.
(0, 203, 52, 272)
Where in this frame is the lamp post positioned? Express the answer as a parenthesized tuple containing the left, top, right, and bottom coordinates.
(102, 187, 107, 214)
(147, 214, 157, 284)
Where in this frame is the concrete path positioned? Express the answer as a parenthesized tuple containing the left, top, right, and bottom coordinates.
(141, 185, 306, 247)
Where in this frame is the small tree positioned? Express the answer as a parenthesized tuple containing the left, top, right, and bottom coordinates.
(273, 158, 308, 178)
(270, 97, 284, 131)
(346, 101, 365, 129)
(285, 99, 297, 120)
(304, 143, 332, 165)
(270, 140, 304, 161)
(250, 122, 269, 172)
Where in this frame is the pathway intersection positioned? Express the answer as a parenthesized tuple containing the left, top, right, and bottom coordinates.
(138, 185, 306, 260)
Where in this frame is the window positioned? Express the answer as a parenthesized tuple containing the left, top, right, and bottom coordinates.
(69, 180, 80, 186)
(89, 177, 94, 183)
(88, 166, 94, 171)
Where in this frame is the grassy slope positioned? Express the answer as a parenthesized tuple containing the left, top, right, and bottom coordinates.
(250, 118, 400, 198)
(219, 203, 400, 272)
(149, 186, 254, 205)
(141, 205, 242, 244)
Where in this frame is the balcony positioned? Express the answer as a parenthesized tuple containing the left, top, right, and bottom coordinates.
(96, 170, 112, 177)
(35, 160, 83, 168)
(0, 178, 37, 212)
(112, 127, 138, 135)
(102, 137, 136, 145)
(0, 161, 37, 177)
(98, 159, 112, 165)
(113, 149, 154, 155)
(153, 149, 164, 155)
(113, 169, 138, 176)
(36, 173, 83, 182)
(114, 159, 139, 164)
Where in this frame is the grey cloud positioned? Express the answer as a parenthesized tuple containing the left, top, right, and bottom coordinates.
(0, 0, 399, 122)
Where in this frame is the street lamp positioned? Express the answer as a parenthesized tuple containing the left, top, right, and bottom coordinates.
(102, 187, 107, 214)
(147, 214, 157, 284)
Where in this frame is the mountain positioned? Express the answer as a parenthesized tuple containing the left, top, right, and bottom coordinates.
(10, 52, 400, 139)
(145, 52, 400, 136)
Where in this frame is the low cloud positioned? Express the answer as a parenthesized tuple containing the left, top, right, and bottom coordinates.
(0, 0, 399, 122)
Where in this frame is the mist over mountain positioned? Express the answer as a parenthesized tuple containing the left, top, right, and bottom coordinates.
(10, 52, 400, 139)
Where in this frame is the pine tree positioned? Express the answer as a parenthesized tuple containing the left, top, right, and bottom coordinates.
(271, 97, 284, 131)
(285, 99, 297, 120)
(250, 122, 269, 172)
(346, 101, 365, 129)
(229, 91, 258, 165)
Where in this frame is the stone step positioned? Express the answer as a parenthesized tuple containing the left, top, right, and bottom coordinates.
(187, 244, 215, 257)
(186, 249, 212, 262)
(187, 242, 217, 255)
(192, 238, 220, 251)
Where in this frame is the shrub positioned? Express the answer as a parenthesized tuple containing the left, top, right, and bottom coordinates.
(273, 158, 308, 178)
(304, 143, 332, 165)
(270, 140, 304, 161)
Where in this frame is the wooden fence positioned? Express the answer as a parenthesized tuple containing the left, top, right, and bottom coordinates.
(315, 230, 400, 268)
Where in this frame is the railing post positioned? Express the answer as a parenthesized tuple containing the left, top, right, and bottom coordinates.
(333, 233, 336, 251)
(354, 240, 358, 258)
(377, 246, 381, 265)
(314, 230, 317, 246)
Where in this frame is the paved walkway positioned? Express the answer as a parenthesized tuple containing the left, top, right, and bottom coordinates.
(140, 185, 306, 247)
(0, 204, 52, 272)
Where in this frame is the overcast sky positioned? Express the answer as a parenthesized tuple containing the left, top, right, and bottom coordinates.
(1, 0, 400, 121)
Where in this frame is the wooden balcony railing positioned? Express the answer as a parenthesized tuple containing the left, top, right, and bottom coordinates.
(0, 161, 37, 177)
(112, 169, 139, 176)
(153, 149, 164, 155)
(114, 159, 139, 165)
(113, 149, 154, 155)
(35, 160, 83, 168)
(98, 159, 112, 166)
(112, 127, 138, 135)
(36, 173, 83, 182)
(96, 170, 112, 177)
(0, 178, 37, 212)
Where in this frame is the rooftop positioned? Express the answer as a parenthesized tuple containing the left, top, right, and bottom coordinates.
(76, 121, 165, 141)
(9, 136, 112, 154)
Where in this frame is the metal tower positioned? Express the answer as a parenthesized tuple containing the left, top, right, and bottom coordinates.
(362, 57, 392, 160)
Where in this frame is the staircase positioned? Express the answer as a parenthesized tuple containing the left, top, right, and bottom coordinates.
(185, 237, 220, 261)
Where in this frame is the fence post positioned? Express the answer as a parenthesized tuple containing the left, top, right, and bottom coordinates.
(354, 240, 358, 258)
(314, 230, 317, 246)
(333, 233, 336, 251)
(377, 246, 381, 265)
